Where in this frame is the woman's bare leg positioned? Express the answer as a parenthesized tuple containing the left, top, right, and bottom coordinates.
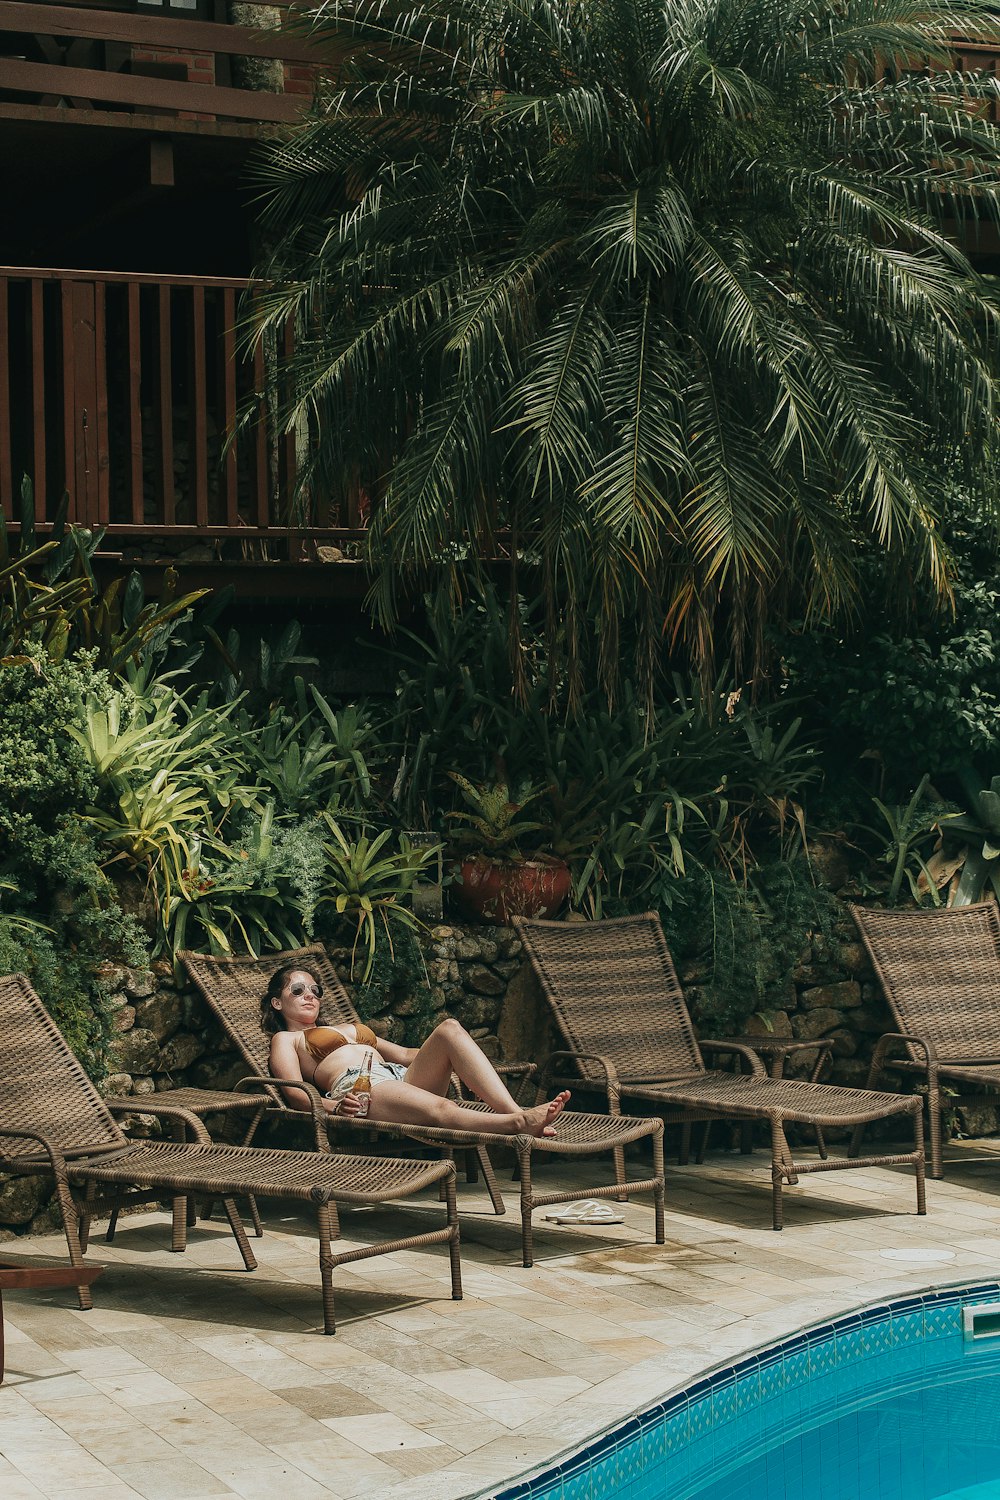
(366, 1078, 570, 1138)
(404, 1018, 521, 1111)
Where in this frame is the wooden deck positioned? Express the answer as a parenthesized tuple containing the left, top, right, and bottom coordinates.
(0, 0, 319, 135)
(0, 264, 369, 595)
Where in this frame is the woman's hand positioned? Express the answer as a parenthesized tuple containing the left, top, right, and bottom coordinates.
(328, 1092, 369, 1117)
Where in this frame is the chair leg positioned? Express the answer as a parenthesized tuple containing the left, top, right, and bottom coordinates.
(613, 1142, 628, 1202)
(926, 1071, 944, 1179)
(445, 1170, 463, 1301)
(79, 1179, 96, 1253)
(475, 1145, 506, 1216)
(171, 1196, 189, 1254)
(914, 1107, 927, 1215)
(770, 1118, 796, 1231)
(678, 1121, 692, 1165)
(52, 1175, 94, 1312)
(103, 1208, 118, 1245)
(317, 1200, 337, 1335)
(653, 1125, 666, 1245)
(695, 1122, 711, 1164)
(850, 1055, 885, 1159)
(219, 1198, 257, 1271)
(518, 1143, 534, 1268)
(201, 1192, 263, 1235)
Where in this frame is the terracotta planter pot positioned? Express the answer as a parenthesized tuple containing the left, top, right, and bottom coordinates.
(450, 856, 572, 926)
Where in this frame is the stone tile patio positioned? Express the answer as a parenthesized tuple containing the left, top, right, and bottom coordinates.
(3, 1137, 1000, 1500)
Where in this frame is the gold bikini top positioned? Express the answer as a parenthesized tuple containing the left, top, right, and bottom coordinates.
(303, 1023, 378, 1061)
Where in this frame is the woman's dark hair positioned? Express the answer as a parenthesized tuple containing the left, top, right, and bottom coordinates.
(259, 963, 323, 1035)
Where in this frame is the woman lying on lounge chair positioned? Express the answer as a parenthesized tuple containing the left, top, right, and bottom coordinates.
(262, 963, 570, 1138)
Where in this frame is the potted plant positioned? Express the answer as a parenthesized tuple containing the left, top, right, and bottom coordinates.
(444, 773, 573, 925)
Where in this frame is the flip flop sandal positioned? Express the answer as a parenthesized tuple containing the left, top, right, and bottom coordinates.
(544, 1199, 625, 1225)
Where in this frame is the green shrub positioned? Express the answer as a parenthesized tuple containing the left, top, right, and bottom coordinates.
(659, 859, 838, 1036)
(0, 653, 146, 1075)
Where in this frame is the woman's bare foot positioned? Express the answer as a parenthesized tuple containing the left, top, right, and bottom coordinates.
(521, 1091, 571, 1137)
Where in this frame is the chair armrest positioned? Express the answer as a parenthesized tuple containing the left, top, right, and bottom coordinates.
(0, 1125, 74, 1183)
(107, 1099, 211, 1144)
(699, 1040, 768, 1078)
(536, 1050, 623, 1112)
(242, 1075, 332, 1152)
(870, 1032, 938, 1071)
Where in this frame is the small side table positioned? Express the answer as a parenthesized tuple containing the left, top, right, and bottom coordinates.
(712, 1036, 835, 1157)
(0, 1261, 104, 1383)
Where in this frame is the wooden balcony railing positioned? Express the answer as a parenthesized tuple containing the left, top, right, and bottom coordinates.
(0, 266, 365, 579)
(0, 1, 320, 135)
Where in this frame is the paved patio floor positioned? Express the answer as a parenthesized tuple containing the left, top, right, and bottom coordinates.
(3, 1136, 1000, 1500)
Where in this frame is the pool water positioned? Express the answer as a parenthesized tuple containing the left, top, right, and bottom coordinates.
(493, 1282, 1000, 1500)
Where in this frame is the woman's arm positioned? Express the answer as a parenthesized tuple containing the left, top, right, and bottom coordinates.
(270, 1031, 324, 1113)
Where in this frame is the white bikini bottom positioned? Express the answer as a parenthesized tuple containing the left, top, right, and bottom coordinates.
(326, 1059, 408, 1100)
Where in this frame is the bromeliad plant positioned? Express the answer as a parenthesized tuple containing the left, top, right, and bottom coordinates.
(444, 774, 549, 860)
(319, 815, 442, 979)
(2, 478, 205, 669)
(69, 681, 260, 944)
(162, 805, 309, 959)
(247, 683, 375, 815)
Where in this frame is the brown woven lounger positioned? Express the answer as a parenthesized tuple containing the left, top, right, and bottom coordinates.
(514, 913, 927, 1230)
(182, 946, 667, 1267)
(850, 901, 1000, 1179)
(181, 944, 510, 1214)
(0, 974, 462, 1333)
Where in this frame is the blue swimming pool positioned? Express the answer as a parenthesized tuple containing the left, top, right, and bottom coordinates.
(490, 1281, 1000, 1500)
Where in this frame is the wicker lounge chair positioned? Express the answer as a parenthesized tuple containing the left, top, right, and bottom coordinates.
(182, 945, 667, 1267)
(514, 913, 927, 1230)
(181, 944, 510, 1214)
(849, 901, 1000, 1179)
(0, 973, 462, 1333)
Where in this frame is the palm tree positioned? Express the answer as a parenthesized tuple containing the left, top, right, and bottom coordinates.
(252, 0, 1000, 698)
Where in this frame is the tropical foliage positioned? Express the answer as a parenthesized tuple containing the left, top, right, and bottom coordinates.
(254, 0, 1000, 693)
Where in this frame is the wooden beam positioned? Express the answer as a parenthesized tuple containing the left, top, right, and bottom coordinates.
(0, 3, 324, 65)
(0, 266, 251, 290)
(0, 59, 305, 123)
(0, 99, 260, 138)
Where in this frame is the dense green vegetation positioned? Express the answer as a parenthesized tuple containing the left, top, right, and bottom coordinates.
(7, 516, 1000, 1066)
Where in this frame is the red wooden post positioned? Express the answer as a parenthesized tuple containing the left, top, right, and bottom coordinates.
(0, 276, 12, 517)
(67, 279, 102, 528)
(127, 282, 144, 525)
(158, 284, 175, 526)
(94, 279, 110, 526)
(253, 333, 269, 529)
(29, 280, 46, 520)
(60, 279, 76, 520)
(191, 284, 209, 527)
(222, 287, 239, 528)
